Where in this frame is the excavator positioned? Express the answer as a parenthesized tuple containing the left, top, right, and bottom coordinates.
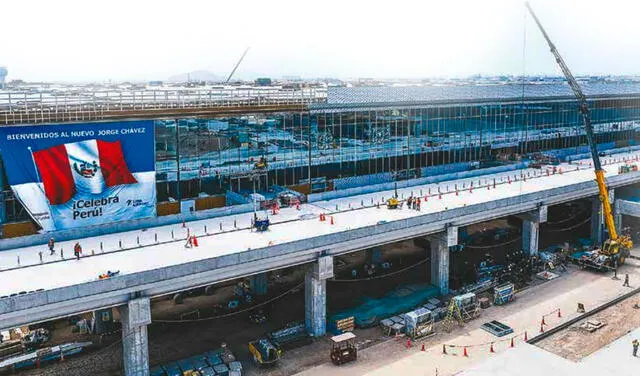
(525, 2, 632, 269)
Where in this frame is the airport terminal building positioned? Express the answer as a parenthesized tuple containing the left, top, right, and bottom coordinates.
(1, 82, 640, 235)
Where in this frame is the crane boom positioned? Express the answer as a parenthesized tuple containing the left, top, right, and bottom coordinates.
(226, 47, 250, 84)
(525, 2, 620, 242)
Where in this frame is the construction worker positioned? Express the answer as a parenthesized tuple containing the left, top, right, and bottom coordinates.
(73, 242, 82, 260)
(633, 339, 639, 357)
(48, 238, 55, 255)
(623, 274, 630, 287)
(185, 235, 194, 249)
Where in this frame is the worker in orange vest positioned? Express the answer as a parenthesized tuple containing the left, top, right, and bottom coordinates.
(73, 242, 82, 260)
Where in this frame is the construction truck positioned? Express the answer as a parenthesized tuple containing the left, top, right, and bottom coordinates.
(526, 2, 632, 270)
(248, 338, 282, 366)
(386, 183, 400, 209)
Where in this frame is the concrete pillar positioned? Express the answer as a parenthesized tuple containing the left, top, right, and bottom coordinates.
(522, 220, 539, 256)
(366, 247, 383, 265)
(429, 226, 458, 295)
(519, 205, 547, 257)
(591, 190, 615, 245)
(614, 200, 623, 237)
(250, 273, 268, 296)
(305, 255, 333, 337)
(614, 199, 640, 236)
(119, 297, 151, 376)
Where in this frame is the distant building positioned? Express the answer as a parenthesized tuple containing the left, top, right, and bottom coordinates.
(0, 67, 7, 89)
(255, 77, 272, 86)
(148, 81, 163, 86)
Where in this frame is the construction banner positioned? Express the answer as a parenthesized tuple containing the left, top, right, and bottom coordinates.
(0, 120, 156, 231)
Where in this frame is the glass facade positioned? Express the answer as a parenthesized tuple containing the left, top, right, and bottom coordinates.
(153, 95, 640, 202)
(3, 94, 640, 222)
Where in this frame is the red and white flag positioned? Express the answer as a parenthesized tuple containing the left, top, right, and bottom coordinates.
(32, 139, 137, 205)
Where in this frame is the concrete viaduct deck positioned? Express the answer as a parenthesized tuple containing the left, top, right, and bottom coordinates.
(2, 154, 640, 331)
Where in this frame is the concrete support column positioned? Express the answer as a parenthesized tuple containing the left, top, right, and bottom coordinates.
(614, 198, 640, 236)
(250, 273, 268, 296)
(366, 247, 383, 265)
(591, 190, 615, 245)
(521, 220, 539, 257)
(305, 255, 333, 337)
(614, 200, 623, 236)
(429, 226, 458, 295)
(519, 205, 547, 257)
(119, 297, 151, 376)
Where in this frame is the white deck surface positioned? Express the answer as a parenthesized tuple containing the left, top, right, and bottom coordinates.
(0, 152, 638, 297)
(459, 327, 640, 376)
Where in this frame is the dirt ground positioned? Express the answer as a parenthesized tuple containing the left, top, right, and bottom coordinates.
(536, 288, 640, 361)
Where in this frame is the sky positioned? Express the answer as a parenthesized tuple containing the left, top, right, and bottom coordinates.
(1, 0, 639, 82)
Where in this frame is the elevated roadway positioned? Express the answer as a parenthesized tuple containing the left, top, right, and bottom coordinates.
(2, 152, 640, 330)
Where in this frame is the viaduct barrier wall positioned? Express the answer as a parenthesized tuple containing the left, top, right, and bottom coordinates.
(0, 163, 529, 251)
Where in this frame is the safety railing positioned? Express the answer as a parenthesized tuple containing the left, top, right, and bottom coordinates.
(0, 87, 327, 125)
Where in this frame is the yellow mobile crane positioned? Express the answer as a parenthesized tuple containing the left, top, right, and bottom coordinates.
(525, 2, 632, 269)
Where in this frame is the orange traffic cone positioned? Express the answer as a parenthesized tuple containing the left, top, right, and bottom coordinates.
(330, 216, 335, 225)
(193, 236, 199, 247)
(463, 347, 469, 357)
(421, 344, 426, 352)
(510, 337, 515, 348)
(442, 344, 447, 354)
(524, 331, 528, 341)
(489, 343, 495, 353)
(558, 309, 562, 318)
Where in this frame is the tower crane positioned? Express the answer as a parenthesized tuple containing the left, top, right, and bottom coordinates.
(525, 2, 632, 268)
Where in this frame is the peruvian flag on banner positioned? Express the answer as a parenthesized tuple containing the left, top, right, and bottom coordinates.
(32, 139, 137, 205)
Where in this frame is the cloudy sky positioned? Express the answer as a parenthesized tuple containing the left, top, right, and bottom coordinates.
(1, 0, 639, 82)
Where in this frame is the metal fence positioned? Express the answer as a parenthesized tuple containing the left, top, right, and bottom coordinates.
(0, 87, 327, 125)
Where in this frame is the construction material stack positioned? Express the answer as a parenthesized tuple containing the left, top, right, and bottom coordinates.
(443, 293, 481, 332)
(493, 283, 515, 306)
(403, 307, 435, 339)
